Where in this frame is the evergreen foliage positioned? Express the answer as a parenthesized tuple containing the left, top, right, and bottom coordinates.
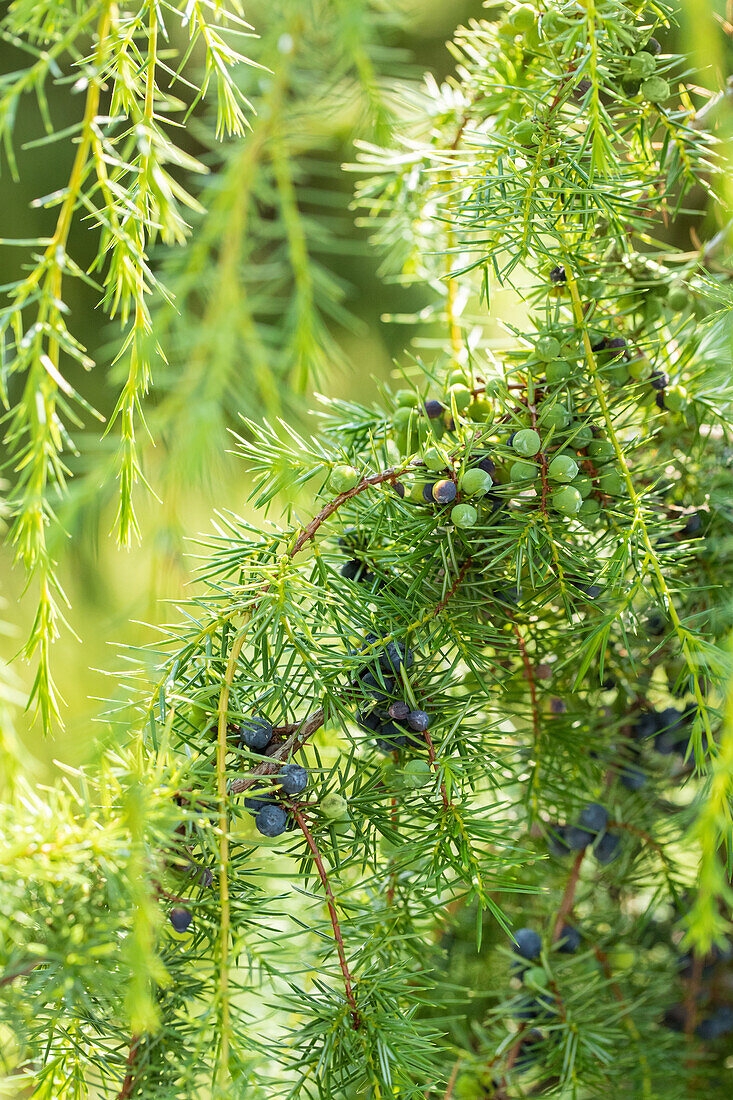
(2, 2, 733, 1098)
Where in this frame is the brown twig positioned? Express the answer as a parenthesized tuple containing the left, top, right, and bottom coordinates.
(434, 557, 473, 617)
(116, 1035, 140, 1100)
(424, 730, 451, 810)
(229, 709, 326, 794)
(552, 850, 585, 942)
(289, 802, 361, 1029)
(0, 959, 42, 986)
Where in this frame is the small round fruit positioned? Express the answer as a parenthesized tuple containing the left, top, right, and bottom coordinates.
(594, 832, 621, 864)
(548, 454, 579, 483)
(545, 359, 572, 384)
(540, 403, 570, 430)
(643, 36, 662, 56)
(424, 398, 445, 419)
(513, 928, 542, 960)
(395, 389, 418, 408)
(642, 76, 670, 102)
(628, 51, 656, 79)
(392, 406, 413, 431)
(536, 335, 561, 361)
(451, 503, 477, 527)
(277, 763, 308, 796)
(571, 423, 594, 449)
(510, 460, 538, 481)
(557, 924, 581, 954)
(598, 470, 624, 496)
(579, 498, 601, 519)
(460, 468, 492, 495)
(514, 119, 535, 144)
(331, 465, 360, 493)
(606, 361, 630, 385)
(407, 709, 429, 732)
(627, 356, 652, 381)
(320, 793, 349, 820)
(510, 3, 535, 31)
(255, 804, 289, 837)
(170, 907, 193, 933)
(650, 369, 669, 391)
(578, 802, 608, 833)
(468, 396, 493, 422)
(409, 480, 429, 503)
(402, 759, 432, 789)
(664, 384, 688, 412)
(240, 716, 274, 751)
(666, 283, 690, 311)
(432, 479, 457, 504)
(448, 384, 472, 412)
(551, 486, 582, 515)
(574, 475, 593, 499)
(513, 428, 541, 457)
(388, 701, 410, 720)
(448, 368, 469, 386)
(423, 446, 447, 472)
(587, 438, 614, 464)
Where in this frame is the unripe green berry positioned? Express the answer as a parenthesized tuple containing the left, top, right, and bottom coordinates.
(536, 335, 561, 361)
(510, 3, 535, 31)
(666, 283, 690, 311)
(579, 497, 601, 519)
(460, 468, 493, 495)
(571, 423, 594, 449)
(548, 454, 579, 482)
(539, 403, 571, 430)
(642, 76, 670, 103)
(606, 362, 630, 385)
(451, 503, 478, 528)
(402, 759, 432, 788)
(551, 485, 583, 515)
(598, 470, 624, 496)
(448, 384, 472, 412)
(320, 793, 349, 820)
(510, 460, 538, 481)
(588, 439, 615, 463)
(392, 406, 413, 431)
(331, 465, 360, 493)
(574, 475, 593, 499)
(513, 119, 535, 144)
(513, 428, 541, 457)
(468, 396, 493, 422)
(545, 360, 572, 384)
(627, 356, 652, 381)
(628, 51, 656, 78)
(395, 389, 419, 408)
(448, 368, 469, 387)
(409, 480, 429, 503)
(423, 446, 447, 472)
(664, 385, 688, 412)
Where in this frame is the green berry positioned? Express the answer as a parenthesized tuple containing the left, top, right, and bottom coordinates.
(667, 283, 690, 311)
(545, 360, 572, 384)
(627, 356, 652, 381)
(536, 335, 561, 361)
(320, 793, 349, 820)
(514, 119, 535, 144)
(551, 486, 582, 515)
(642, 76, 670, 103)
(424, 446, 447, 472)
(513, 428, 541, 457)
(451, 503, 478, 528)
(510, 460, 538, 481)
(548, 454, 579, 482)
(579, 497, 601, 519)
(331, 465, 360, 493)
(628, 52, 656, 79)
(606, 361, 630, 385)
(448, 384, 472, 412)
(588, 439, 614, 463)
(392, 406, 413, 431)
(598, 470, 624, 496)
(510, 3, 536, 31)
(665, 384, 688, 412)
(448, 368, 469, 387)
(539, 403, 571, 430)
(574, 475, 593, 499)
(460, 468, 493, 495)
(571, 423, 594, 449)
(409, 480, 429, 503)
(395, 389, 419, 408)
(468, 396, 493, 422)
(402, 759, 432, 788)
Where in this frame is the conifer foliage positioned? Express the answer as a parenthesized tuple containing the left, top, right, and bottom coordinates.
(2, 2, 733, 1098)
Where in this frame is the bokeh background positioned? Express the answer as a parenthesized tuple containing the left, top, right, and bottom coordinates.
(0, 0, 729, 773)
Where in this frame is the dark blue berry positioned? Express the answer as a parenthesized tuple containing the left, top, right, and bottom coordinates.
(515, 993, 555, 1021)
(341, 559, 370, 582)
(170, 907, 192, 933)
(643, 36, 661, 55)
(550, 265, 567, 284)
(357, 668, 395, 701)
(646, 610, 667, 636)
(423, 482, 436, 503)
(243, 781, 275, 812)
(565, 826, 595, 850)
(633, 710, 660, 741)
(432, 479, 457, 504)
(513, 928, 542, 960)
(277, 763, 308, 796)
(655, 391, 666, 410)
(256, 804, 289, 837)
(515, 1029, 543, 1071)
(239, 716, 274, 751)
(546, 824, 572, 856)
(662, 1003, 686, 1032)
(338, 527, 365, 552)
(682, 511, 703, 537)
(375, 721, 410, 752)
(578, 803, 609, 833)
(388, 701, 410, 720)
(425, 399, 445, 419)
(594, 831, 621, 864)
(494, 586, 521, 606)
(407, 710, 429, 732)
(378, 640, 414, 676)
(357, 709, 382, 733)
(620, 763, 647, 790)
(653, 706, 685, 754)
(650, 369, 668, 391)
(695, 1007, 733, 1040)
(557, 924, 581, 953)
(477, 455, 496, 476)
(392, 481, 405, 498)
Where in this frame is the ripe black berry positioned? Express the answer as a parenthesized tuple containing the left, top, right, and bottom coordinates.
(432, 479, 457, 504)
(338, 527, 365, 552)
(578, 803, 609, 834)
(244, 781, 276, 812)
(549, 264, 567, 284)
(594, 831, 621, 864)
(643, 36, 662, 55)
(620, 762, 647, 790)
(239, 716, 274, 751)
(682, 511, 703, 537)
(557, 924, 581, 953)
(425, 399, 445, 419)
(277, 763, 308, 795)
(256, 803, 289, 837)
(646, 610, 667, 636)
(650, 369, 668, 391)
(513, 927, 542, 960)
(377, 640, 414, 676)
(477, 455, 496, 477)
(407, 709, 429, 732)
(375, 721, 410, 752)
(388, 701, 411, 721)
(357, 709, 382, 733)
(341, 559, 370, 582)
(357, 668, 395, 701)
(565, 825, 595, 850)
(546, 824, 571, 856)
(170, 907, 192, 933)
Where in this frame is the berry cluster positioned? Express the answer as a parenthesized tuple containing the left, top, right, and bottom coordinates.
(547, 803, 621, 865)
